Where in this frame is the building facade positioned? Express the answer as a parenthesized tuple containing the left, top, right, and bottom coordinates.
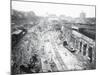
(70, 30, 96, 67)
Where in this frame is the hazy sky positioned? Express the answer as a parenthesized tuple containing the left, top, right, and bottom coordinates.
(12, 1, 95, 18)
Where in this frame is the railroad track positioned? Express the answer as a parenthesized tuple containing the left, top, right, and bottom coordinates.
(51, 42, 68, 71)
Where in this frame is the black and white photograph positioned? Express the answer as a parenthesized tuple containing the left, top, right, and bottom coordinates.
(11, 0, 96, 75)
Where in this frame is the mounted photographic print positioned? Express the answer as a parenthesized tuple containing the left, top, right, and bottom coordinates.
(11, 0, 96, 75)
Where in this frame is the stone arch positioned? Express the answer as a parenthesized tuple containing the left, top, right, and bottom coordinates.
(83, 43, 87, 56)
(63, 41, 68, 47)
(80, 41, 82, 52)
(88, 46, 93, 63)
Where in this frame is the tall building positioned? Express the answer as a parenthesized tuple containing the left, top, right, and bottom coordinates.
(80, 12, 86, 19)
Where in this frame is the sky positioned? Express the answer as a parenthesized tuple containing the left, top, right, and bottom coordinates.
(12, 1, 95, 18)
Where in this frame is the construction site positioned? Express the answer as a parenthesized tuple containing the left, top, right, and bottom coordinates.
(11, 1, 96, 75)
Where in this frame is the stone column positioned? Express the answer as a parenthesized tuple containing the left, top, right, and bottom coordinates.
(77, 40, 80, 54)
(81, 42, 84, 55)
(75, 39, 79, 53)
(74, 39, 77, 50)
(92, 46, 96, 64)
